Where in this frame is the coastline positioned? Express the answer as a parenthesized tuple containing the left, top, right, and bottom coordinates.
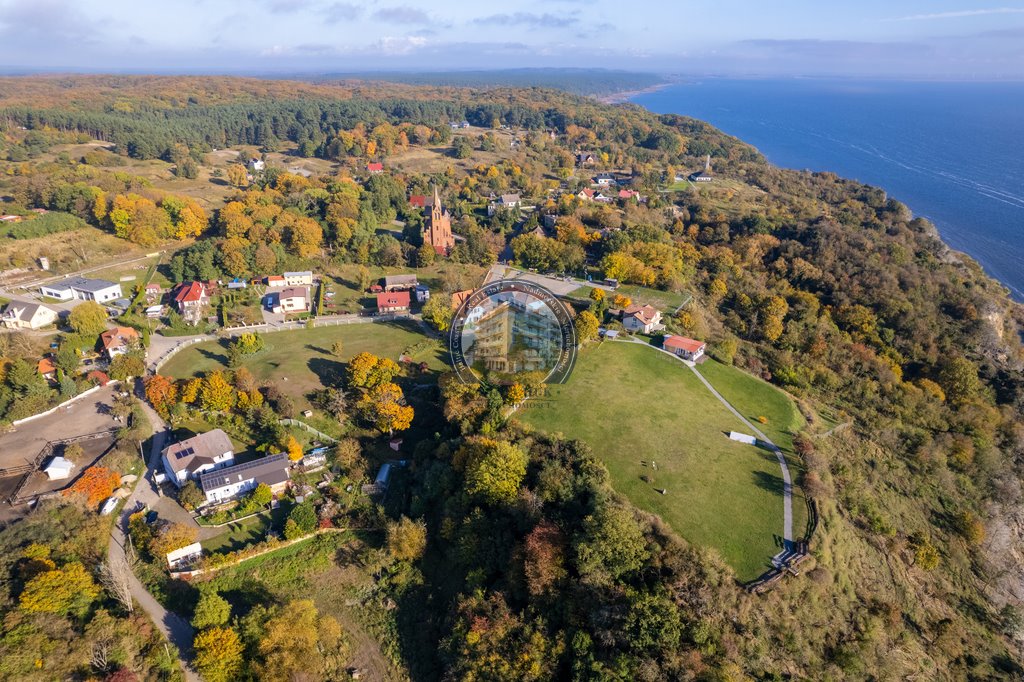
(624, 82, 1024, 304)
(595, 82, 672, 104)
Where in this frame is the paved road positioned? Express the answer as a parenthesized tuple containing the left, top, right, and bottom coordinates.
(108, 395, 200, 682)
(616, 338, 794, 549)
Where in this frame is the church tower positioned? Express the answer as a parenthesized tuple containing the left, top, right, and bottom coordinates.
(422, 185, 454, 256)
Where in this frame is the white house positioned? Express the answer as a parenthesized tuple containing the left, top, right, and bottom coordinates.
(283, 271, 313, 286)
(248, 158, 266, 172)
(161, 429, 235, 487)
(2, 301, 58, 330)
(43, 456, 74, 481)
(593, 174, 615, 186)
(39, 277, 122, 303)
(487, 193, 522, 216)
(199, 453, 291, 503)
(622, 304, 663, 334)
(273, 286, 309, 314)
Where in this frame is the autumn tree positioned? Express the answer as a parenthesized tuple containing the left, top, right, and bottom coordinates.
(386, 516, 428, 561)
(68, 300, 108, 335)
(150, 522, 198, 558)
(357, 382, 414, 435)
(575, 310, 599, 343)
(459, 437, 528, 505)
(201, 371, 236, 412)
(938, 356, 982, 406)
(347, 352, 401, 389)
(255, 600, 348, 681)
(421, 293, 453, 332)
(64, 466, 120, 509)
(193, 626, 244, 682)
(226, 164, 248, 188)
(144, 374, 177, 419)
(505, 382, 526, 407)
(19, 561, 100, 616)
(522, 520, 567, 596)
(285, 435, 303, 461)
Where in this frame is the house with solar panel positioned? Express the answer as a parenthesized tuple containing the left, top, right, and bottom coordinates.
(199, 453, 292, 503)
(160, 429, 235, 487)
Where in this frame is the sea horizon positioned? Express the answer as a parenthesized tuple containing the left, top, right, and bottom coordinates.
(631, 79, 1024, 302)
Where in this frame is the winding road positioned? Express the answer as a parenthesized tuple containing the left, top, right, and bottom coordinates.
(617, 338, 795, 552)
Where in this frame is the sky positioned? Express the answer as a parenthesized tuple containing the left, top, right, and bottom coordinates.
(0, 0, 1021, 78)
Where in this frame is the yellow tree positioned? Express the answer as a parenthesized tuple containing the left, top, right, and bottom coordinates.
(19, 561, 100, 616)
(180, 377, 203, 404)
(201, 371, 236, 412)
(256, 600, 347, 681)
(386, 516, 427, 561)
(285, 435, 303, 461)
(193, 626, 244, 682)
(357, 382, 413, 435)
(574, 310, 599, 343)
(287, 217, 323, 258)
(348, 352, 400, 389)
(150, 522, 198, 557)
(226, 164, 249, 188)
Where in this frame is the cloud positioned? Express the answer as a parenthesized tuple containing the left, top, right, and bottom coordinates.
(265, 0, 315, 14)
(888, 7, 1024, 21)
(0, 0, 105, 44)
(324, 2, 363, 24)
(372, 6, 430, 25)
(376, 35, 428, 55)
(473, 12, 578, 28)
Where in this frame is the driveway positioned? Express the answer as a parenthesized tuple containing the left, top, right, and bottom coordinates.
(484, 264, 615, 296)
(109, 396, 200, 681)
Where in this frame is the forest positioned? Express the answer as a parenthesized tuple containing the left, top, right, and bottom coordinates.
(0, 75, 1021, 680)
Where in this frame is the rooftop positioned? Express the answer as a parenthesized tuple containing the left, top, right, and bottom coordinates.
(163, 429, 234, 475)
(199, 453, 291, 492)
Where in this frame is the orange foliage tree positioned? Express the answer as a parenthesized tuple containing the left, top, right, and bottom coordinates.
(63, 466, 120, 509)
(145, 374, 178, 419)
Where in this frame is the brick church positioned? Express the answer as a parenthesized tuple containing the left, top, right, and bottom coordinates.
(422, 186, 454, 255)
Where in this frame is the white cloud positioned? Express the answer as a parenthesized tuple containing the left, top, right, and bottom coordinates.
(377, 35, 428, 55)
(888, 7, 1024, 21)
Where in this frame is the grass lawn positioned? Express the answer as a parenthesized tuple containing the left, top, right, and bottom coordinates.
(520, 342, 800, 581)
(201, 506, 290, 554)
(569, 283, 691, 312)
(161, 320, 449, 412)
(322, 262, 487, 316)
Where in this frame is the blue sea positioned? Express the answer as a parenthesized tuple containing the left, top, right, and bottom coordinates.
(632, 80, 1024, 301)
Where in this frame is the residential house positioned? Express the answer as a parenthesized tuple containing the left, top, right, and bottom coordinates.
(663, 335, 706, 361)
(366, 162, 384, 174)
(576, 188, 595, 202)
(593, 191, 613, 203)
(383, 274, 418, 291)
(593, 174, 615, 186)
(166, 542, 203, 570)
(283, 271, 314, 286)
(408, 194, 431, 209)
(622, 304, 663, 334)
(99, 326, 141, 360)
(39, 277, 121, 303)
(144, 282, 162, 302)
(275, 286, 309, 314)
(487, 193, 522, 216)
(145, 305, 163, 318)
(38, 357, 57, 382)
(618, 189, 641, 202)
(2, 301, 58, 330)
(577, 151, 597, 166)
(376, 290, 411, 314)
(248, 158, 265, 172)
(265, 275, 286, 288)
(172, 281, 209, 324)
(161, 429, 235, 487)
(689, 155, 714, 183)
(198, 453, 291, 503)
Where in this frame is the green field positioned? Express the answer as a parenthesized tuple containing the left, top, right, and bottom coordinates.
(569, 284, 691, 312)
(521, 342, 802, 581)
(161, 320, 449, 413)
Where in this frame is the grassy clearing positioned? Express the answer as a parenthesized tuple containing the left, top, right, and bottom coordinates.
(201, 507, 291, 554)
(520, 342, 800, 581)
(161, 320, 449, 411)
(568, 283, 691, 312)
(88, 253, 163, 289)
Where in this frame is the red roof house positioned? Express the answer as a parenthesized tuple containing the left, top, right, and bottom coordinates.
(172, 281, 209, 323)
(367, 162, 384, 174)
(376, 290, 410, 314)
(99, 326, 140, 359)
(663, 335, 706, 361)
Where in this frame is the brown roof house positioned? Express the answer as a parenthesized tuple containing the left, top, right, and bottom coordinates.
(161, 429, 235, 487)
(622, 304, 663, 334)
(99, 326, 140, 360)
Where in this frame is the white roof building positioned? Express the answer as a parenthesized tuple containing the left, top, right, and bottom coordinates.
(43, 456, 74, 481)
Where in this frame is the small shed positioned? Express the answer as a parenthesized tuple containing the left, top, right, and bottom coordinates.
(728, 432, 757, 445)
(166, 542, 203, 570)
(44, 456, 74, 480)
